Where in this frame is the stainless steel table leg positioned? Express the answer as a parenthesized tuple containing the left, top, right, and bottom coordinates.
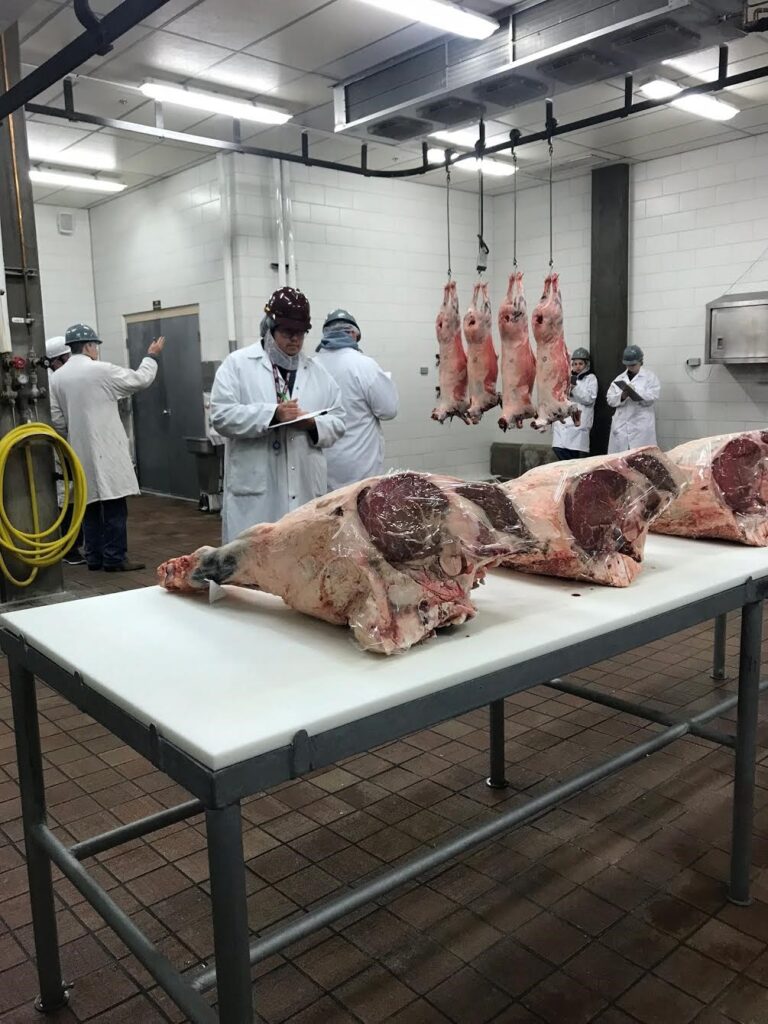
(486, 699, 509, 789)
(729, 601, 763, 906)
(206, 803, 255, 1023)
(712, 613, 728, 680)
(9, 662, 69, 1012)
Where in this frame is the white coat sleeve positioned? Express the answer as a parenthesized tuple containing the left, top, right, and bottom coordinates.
(630, 372, 660, 406)
(312, 377, 346, 450)
(105, 357, 158, 399)
(367, 368, 399, 421)
(606, 378, 623, 408)
(571, 374, 597, 408)
(209, 358, 277, 439)
(49, 379, 66, 435)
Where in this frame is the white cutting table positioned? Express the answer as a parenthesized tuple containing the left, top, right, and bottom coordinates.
(3, 533, 767, 1024)
(2, 535, 768, 770)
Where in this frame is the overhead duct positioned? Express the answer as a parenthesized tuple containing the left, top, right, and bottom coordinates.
(333, 0, 745, 137)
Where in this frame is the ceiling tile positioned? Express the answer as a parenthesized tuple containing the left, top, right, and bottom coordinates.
(197, 53, 307, 95)
(17, 0, 60, 41)
(101, 28, 231, 83)
(320, 22, 439, 79)
(162, 0, 330, 51)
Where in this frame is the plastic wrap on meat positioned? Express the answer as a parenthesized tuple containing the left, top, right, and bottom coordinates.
(498, 272, 536, 431)
(531, 273, 580, 429)
(652, 431, 768, 545)
(158, 472, 532, 654)
(463, 282, 500, 424)
(432, 281, 469, 423)
(500, 446, 687, 587)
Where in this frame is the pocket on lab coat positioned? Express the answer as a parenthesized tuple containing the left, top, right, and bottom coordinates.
(227, 440, 267, 496)
(309, 448, 328, 497)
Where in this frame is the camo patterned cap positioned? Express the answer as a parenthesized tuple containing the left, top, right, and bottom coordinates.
(65, 323, 101, 345)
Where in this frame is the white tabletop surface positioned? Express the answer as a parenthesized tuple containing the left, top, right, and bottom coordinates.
(2, 535, 767, 771)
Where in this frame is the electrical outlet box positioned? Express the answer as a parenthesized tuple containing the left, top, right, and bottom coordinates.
(420, 366, 428, 375)
(686, 357, 702, 368)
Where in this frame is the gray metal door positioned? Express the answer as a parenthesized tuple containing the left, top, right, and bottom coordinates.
(126, 312, 205, 499)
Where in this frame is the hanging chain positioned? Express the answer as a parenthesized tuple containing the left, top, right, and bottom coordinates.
(477, 166, 489, 275)
(445, 161, 452, 280)
(512, 148, 518, 268)
(548, 140, 554, 270)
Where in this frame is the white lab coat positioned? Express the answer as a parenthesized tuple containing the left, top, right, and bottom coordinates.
(552, 372, 598, 453)
(50, 353, 158, 504)
(315, 346, 399, 490)
(607, 366, 661, 453)
(210, 343, 345, 542)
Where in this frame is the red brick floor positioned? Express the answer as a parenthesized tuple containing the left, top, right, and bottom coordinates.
(1, 494, 768, 1023)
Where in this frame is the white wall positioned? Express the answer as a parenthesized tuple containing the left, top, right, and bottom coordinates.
(89, 160, 226, 364)
(492, 174, 592, 448)
(630, 134, 768, 450)
(34, 206, 97, 338)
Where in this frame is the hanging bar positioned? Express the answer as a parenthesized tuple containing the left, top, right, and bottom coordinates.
(719, 44, 729, 86)
(360, 143, 368, 174)
(301, 131, 309, 162)
(624, 74, 633, 114)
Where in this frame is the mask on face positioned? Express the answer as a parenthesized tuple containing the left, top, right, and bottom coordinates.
(264, 330, 300, 372)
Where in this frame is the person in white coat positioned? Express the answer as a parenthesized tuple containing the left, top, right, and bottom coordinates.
(50, 323, 165, 572)
(315, 308, 398, 490)
(607, 344, 661, 453)
(46, 335, 84, 565)
(552, 347, 597, 460)
(210, 287, 345, 543)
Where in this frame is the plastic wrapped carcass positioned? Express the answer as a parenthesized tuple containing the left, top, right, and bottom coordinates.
(158, 472, 531, 654)
(500, 446, 687, 587)
(652, 431, 768, 545)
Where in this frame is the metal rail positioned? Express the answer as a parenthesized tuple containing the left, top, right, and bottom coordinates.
(22, 49, 768, 181)
(70, 798, 204, 860)
(0, 0, 173, 123)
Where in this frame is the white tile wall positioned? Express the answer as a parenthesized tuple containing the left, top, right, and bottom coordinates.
(34, 206, 97, 337)
(88, 161, 226, 364)
(629, 134, 768, 450)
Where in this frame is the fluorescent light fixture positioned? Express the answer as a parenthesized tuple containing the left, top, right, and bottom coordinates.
(140, 81, 291, 124)
(358, 0, 498, 39)
(641, 78, 738, 121)
(672, 93, 739, 121)
(30, 169, 126, 193)
(429, 126, 505, 147)
(28, 144, 116, 171)
(640, 78, 681, 100)
(427, 148, 516, 177)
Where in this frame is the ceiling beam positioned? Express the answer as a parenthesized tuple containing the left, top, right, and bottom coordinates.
(0, 0, 173, 123)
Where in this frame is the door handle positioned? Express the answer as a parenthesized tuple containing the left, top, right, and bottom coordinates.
(162, 409, 170, 415)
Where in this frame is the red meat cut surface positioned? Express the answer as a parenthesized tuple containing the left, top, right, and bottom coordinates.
(500, 446, 686, 587)
(652, 431, 768, 545)
(157, 472, 531, 654)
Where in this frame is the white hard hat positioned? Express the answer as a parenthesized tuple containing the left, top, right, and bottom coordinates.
(46, 336, 68, 360)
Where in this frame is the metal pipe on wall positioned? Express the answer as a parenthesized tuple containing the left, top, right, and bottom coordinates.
(216, 153, 237, 352)
(271, 158, 287, 289)
(281, 161, 297, 289)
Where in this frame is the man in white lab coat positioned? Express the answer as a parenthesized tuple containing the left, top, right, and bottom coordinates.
(607, 344, 661, 453)
(315, 308, 399, 491)
(50, 323, 165, 572)
(551, 347, 597, 460)
(210, 287, 345, 542)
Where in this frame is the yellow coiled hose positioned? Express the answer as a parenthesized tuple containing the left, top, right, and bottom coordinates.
(0, 422, 87, 587)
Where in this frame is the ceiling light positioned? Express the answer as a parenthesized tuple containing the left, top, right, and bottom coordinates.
(28, 144, 116, 171)
(358, 0, 498, 39)
(671, 93, 739, 121)
(640, 78, 681, 100)
(29, 169, 126, 193)
(140, 82, 291, 124)
(429, 126, 506, 147)
(428, 148, 516, 177)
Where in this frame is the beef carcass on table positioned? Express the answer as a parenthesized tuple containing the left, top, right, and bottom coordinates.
(158, 472, 531, 654)
(498, 271, 536, 431)
(463, 282, 500, 424)
(652, 431, 768, 545)
(499, 447, 686, 587)
(531, 273, 580, 430)
(432, 281, 469, 423)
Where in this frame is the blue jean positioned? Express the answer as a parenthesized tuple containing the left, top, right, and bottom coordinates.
(83, 498, 127, 569)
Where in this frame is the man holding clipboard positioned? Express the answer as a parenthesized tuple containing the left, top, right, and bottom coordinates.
(210, 287, 345, 542)
(607, 345, 661, 453)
